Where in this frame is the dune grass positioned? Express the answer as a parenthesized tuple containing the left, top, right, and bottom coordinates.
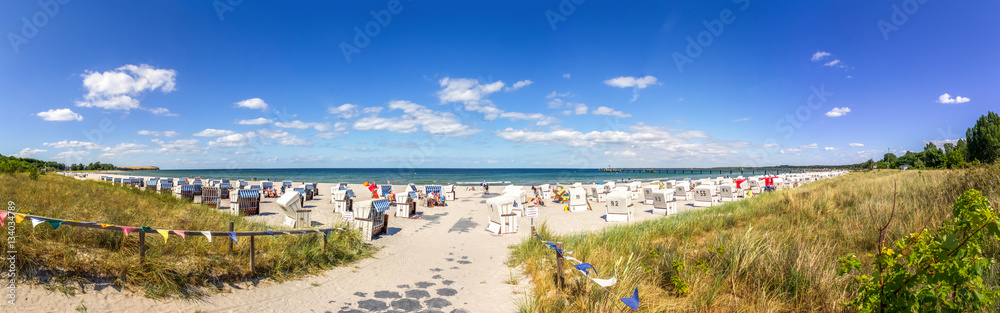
(509, 165, 1000, 312)
(3, 173, 376, 298)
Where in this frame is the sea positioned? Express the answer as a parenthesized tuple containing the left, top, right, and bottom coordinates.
(110, 168, 756, 186)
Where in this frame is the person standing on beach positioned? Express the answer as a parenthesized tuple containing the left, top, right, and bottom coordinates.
(484, 182, 489, 194)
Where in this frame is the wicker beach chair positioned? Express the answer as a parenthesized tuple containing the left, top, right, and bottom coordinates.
(652, 190, 677, 215)
(277, 191, 310, 228)
(486, 196, 517, 234)
(181, 185, 195, 201)
(394, 191, 416, 218)
(380, 185, 393, 199)
(442, 185, 455, 201)
(590, 185, 607, 202)
(606, 191, 633, 222)
(202, 187, 220, 208)
(353, 199, 390, 241)
(293, 187, 309, 201)
(719, 184, 738, 202)
(674, 184, 692, 201)
(113, 177, 122, 186)
(693, 185, 719, 207)
(282, 181, 293, 190)
(331, 188, 353, 213)
(304, 184, 316, 200)
(642, 185, 659, 204)
(192, 179, 203, 196)
(232, 189, 260, 215)
(159, 181, 173, 194)
(568, 187, 588, 212)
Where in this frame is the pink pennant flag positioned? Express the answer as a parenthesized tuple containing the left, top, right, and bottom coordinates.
(172, 230, 186, 239)
(0, 211, 7, 225)
(121, 226, 139, 236)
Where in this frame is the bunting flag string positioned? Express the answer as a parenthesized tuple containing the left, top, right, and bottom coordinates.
(536, 233, 638, 310)
(46, 220, 62, 230)
(30, 217, 44, 228)
(121, 226, 139, 236)
(157, 229, 171, 243)
(201, 231, 212, 242)
(172, 230, 186, 239)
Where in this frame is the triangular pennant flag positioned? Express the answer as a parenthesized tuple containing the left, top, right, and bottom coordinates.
(172, 230, 186, 239)
(0, 212, 7, 225)
(565, 256, 581, 263)
(227, 232, 237, 243)
(266, 231, 278, 238)
(619, 287, 640, 311)
(201, 231, 212, 242)
(121, 226, 139, 236)
(283, 231, 292, 235)
(157, 229, 170, 243)
(15, 214, 25, 224)
(46, 220, 62, 230)
(140, 227, 152, 232)
(592, 276, 617, 287)
(324, 229, 330, 236)
(101, 223, 115, 228)
(535, 234, 543, 241)
(574, 263, 595, 275)
(299, 230, 307, 233)
(30, 217, 44, 228)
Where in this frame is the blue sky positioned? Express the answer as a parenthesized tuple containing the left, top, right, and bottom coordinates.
(1, 1, 996, 169)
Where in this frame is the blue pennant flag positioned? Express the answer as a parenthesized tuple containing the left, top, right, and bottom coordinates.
(574, 263, 595, 275)
(619, 287, 640, 311)
(536, 234, 543, 241)
(227, 232, 238, 243)
(265, 231, 278, 238)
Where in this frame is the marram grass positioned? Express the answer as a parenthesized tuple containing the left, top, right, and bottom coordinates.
(509, 165, 1000, 312)
(2, 173, 376, 298)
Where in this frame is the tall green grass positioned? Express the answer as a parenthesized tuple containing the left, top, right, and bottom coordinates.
(509, 166, 1000, 312)
(2, 173, 376, 298)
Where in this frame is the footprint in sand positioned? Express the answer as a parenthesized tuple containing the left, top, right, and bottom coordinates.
(436, 288, 458, 296)
(374, 290, 402, 299)
(356, 299, 389, 311)
(414, 281, 436, 288)
(406, 289, 431, 298)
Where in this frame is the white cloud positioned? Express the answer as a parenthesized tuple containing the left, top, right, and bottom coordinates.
(824, 59, 841, 67)
(37, 108, 83, 121)
(763, 143, 779, 148)
(928, 138, 960, 146)
(802, 143, 818, 149)
(43, 140, 103, 150)
(137, 130, 178, 137)
(76, 64, 176, 110)
(237, 118, 273, 125)
(147, 107, 177, 116)
(592, 106, 631, 118)
(151, 139, 205, 154)
(13, 148, 46, 158)
(208, 132, 258, 148)
(437, 77, 504, 104)
(825, 107, 851, 117)
(99, 143, 149, 158)
(811, 51, 831, 61)
(235, 98, 268, 111)
(193, 129, 235, 137)
(353, 100, 476, 136)
(562, 73, 571, 79)
(328, 103, 359, 119)
(362, 107, 383, 114)
(603, 76, 658, 89)
(53, 150, 89, 160)
(936, 93, 970, 104)
(780, 148, 802, 154)
(546, 91, 572, 99)
(849, 142, 864, 147)
(274, 120, 330, 131)
(258, 129, 311, 146)
(734, 117, 750, 122)
(824, 147, 836, 151)
(505, 80, 533, 92)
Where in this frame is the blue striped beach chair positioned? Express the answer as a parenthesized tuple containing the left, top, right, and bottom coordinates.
(380, 185, 393, 199)
(233, 189, 260, 215)
(159, 182, 173, 194)
(424, 185, 443, 206)
(354, 199, 390, 240)
(304, 184, 316, 200)
(283, 181, 293, 189)
(219, 182, 231, 199)
(181, 185, 196, 201)
(192, 179, 203, 195)
(113, 177, 122, 185)
(202, 187, 220, 208)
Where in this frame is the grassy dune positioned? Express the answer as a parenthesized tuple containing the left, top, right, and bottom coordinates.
(509, 166, 1000, 312)
(3, 173, 376, 298)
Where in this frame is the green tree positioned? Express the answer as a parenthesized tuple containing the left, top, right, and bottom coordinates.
(882, 153, 897, 165)
(913, 158, 925, 169)
(942, 142, 955, 154)
(956, 139, 970, 162)
(966, 111, 1000, 164)
(923, 142, 946, 168)
(946, 149, 965, 169)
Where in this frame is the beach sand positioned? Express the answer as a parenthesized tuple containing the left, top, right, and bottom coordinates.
(17, 173, 720, 312)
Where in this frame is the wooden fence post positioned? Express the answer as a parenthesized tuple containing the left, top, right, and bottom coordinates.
(139, 231, 146, 264)
(228, 221, 234, 254)
(250, 235, 255, 271)
(556, 242, 564, 289)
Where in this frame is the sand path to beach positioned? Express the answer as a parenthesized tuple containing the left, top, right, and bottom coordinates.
(18, 174, 714, 312)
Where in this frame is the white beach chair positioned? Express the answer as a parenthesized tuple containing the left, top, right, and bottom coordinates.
(590, 185, 606, 202)
(395, 192, 416, 218)
(277, 191, 311, 228)
(353, 199, 390, 241)
(540, 184, 553, 199)
(652, 190, 677, 215)
(442, 185, 456, 201)
(486, 196, 518, 234)
(674, 184, 692, 201)
(693, 185, 719, 207)
(628, 182, 641, 200)
(642, 185, 658, 204)
(568, 187, 588, 212)
(605, 191, 633, 222)
(331, 189, 353, 213)
(719, 184, 738, 202)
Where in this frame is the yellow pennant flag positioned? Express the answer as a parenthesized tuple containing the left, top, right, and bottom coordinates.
(15, 214, 26, 224)
(101, 223, 115, 228)
(157, 229, 170, 243)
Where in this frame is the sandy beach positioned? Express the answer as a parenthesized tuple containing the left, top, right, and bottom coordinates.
(17, 173, 726, 312)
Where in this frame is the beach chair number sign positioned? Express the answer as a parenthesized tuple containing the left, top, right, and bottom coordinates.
(610, 200, 620, 207)
(697, 189, 709, 197)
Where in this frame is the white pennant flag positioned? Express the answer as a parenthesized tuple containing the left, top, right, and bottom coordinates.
(591, 276, 617, 287)
(201, 231, 212, 242)
(565, 256, 581, 264)
(30, 217, 44, 228)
